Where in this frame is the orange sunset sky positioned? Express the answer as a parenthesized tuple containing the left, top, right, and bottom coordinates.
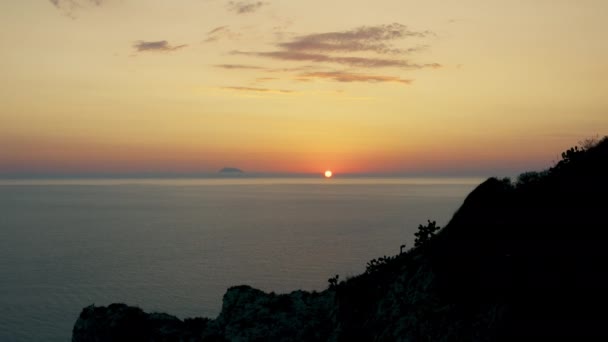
(1, 0, 607, 176)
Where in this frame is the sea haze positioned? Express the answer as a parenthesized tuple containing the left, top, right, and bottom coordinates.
(0, 177, 480, 341)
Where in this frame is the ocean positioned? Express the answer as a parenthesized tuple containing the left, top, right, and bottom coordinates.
(0, 177, 481, 341)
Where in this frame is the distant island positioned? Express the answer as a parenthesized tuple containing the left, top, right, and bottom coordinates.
(73, 137, 608, 341)
(218, 167, 244, 175)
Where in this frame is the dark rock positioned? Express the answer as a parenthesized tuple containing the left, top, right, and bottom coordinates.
(214, 286, 335, 341)
(218, 167, 243, 174)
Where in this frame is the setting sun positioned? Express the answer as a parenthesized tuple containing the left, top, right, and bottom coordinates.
(324, 170, 333, 178)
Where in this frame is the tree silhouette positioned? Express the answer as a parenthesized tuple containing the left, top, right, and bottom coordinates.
(414, 220, 440, 248)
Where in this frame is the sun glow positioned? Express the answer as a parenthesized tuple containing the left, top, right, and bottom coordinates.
(324, 170, 333, 178)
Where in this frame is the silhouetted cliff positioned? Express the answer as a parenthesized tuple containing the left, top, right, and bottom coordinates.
(73, 137, 608, 341)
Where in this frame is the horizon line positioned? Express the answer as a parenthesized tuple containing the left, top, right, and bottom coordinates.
(0, 171, 514, 180)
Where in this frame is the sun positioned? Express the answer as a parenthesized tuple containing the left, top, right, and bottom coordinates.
(324, 170, 333, 178)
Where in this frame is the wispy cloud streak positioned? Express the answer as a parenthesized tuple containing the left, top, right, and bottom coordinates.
(215, 64, 265, 70)
(280, 24, 431, 55)
(232, 50, 439, 69)
(221, 86, 295, 94)
(205, 26, 241, 43)
(48, 0, 106, 17)
(227, 1, 267, 14)
(49, 0, 105, 8)
(133, 41, 188, 53)
(298, 71, 413, 84)
(231, 23, 440, 70)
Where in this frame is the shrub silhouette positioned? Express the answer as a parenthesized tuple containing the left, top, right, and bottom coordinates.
(328, 274, 339, 289)
(414, 220, 440, 248)
(365, 255, 397, 274)
(560, 146, 583, 165)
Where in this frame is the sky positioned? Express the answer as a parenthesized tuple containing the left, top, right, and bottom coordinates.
(1, 0, 607, 176)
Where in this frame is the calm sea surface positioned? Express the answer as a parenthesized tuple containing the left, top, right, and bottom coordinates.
(0, 177, 481, 341)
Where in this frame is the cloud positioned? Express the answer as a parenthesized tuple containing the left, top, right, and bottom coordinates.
(279, 24, 431, 55)
(297, 71, 413, 84)
(229, 23, 440, 69)
(48, 0, 106, 17)
(265, 66, 316, 73)
(205, 26, 241, 43)
(214, 23, 439, 87)
(232, 50, 439, 69)
(255, 77, 278, 82)
(215, 64, 317, 73)
(49, 0, 105, 7)
(214, 64, 265, 70)
(227, 1, 267, 14)
(133, 41, 188, 53)
(221, 86, 294, 94)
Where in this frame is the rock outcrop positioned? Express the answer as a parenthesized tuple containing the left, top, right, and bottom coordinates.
(72, 304, 209, 341)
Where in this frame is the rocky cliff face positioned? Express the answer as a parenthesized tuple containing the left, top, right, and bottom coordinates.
(73, 137, 608, 341)
(73, 287, 336, 342)
(72, 256, 497, 341)
(71, 263, 442, 342)
(72, 303, 207, 341)
(214, 286, 335, 341)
